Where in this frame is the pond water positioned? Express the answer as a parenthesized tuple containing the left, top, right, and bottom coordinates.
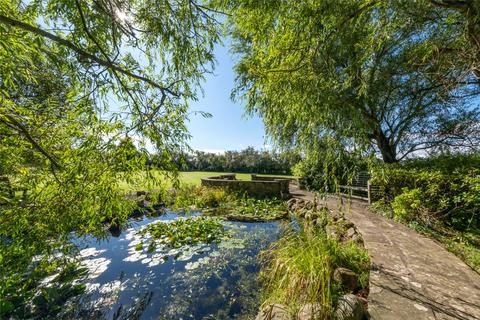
(60, 210, 283, 319)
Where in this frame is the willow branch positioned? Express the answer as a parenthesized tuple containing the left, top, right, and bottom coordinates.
(0, 14, 178, 97)
(1, 113, 61, 169)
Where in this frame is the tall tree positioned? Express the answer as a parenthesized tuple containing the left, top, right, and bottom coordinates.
(0, 0, 220, 316)
(221, 0, 480, 163)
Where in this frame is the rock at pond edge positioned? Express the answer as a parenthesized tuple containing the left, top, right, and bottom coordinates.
(333, 267, 359, 292)
(255, 303, 291, 320)
(335, 294, 368, 320)
(297, 302, 323, 320)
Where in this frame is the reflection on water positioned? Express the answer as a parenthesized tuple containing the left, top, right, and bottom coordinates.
(58, 210, 282, 319)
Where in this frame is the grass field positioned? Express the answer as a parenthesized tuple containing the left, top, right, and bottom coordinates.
(119, 171, 295, 191)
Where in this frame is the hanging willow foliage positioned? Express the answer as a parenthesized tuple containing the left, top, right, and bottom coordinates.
(0, 0, 221, 316)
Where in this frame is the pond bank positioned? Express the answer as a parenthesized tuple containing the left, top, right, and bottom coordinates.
(253, 197, 370, 320)
(12, 183, 374, 319)
(124, 185, 371, 320)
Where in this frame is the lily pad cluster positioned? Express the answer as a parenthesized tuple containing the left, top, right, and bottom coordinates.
(138, 217, 228, 250)
(203, 197, 289, 222)
(229, 198, 288, 221)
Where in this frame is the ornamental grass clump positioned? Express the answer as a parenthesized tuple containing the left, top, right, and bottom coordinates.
(259, 226, 369, 317)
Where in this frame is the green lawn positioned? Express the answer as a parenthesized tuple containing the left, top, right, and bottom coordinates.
(119, 171, 295, 191)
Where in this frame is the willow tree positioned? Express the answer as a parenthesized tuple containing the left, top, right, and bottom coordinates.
(0, 0, 220, 316)
(222, 0, 480, 163)
(428, 0, 480, 80)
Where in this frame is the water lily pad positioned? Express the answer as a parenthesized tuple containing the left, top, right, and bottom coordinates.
(218, 238, 246, 250)
(137, 217, 228, 251)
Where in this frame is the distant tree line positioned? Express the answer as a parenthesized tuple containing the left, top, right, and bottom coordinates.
(156, 147, 301, 175)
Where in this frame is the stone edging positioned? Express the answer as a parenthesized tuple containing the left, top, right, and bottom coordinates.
(200, 174, 291, 198)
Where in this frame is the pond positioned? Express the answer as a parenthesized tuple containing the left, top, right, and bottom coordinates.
(58, 210, 283, 319)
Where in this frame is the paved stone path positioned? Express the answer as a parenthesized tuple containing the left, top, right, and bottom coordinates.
(289, 184, 480, 320)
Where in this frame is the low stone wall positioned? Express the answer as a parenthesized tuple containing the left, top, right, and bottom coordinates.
(251, 174, 297, 182)
(208, 173, 237, 180)
(201, 174, 291, 199)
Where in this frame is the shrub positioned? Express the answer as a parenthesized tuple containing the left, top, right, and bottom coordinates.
(391, 188, 424, 222)
(168, 184, 288, 221)
(293, 149, 370, 192)
(193, 187, 231, 208)
(371, 154, 480, 230)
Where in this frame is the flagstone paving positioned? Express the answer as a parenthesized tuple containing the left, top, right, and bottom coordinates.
(289, 184, 480, 320)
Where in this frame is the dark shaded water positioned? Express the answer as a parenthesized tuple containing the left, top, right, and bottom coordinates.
(58, 210, 282, 319)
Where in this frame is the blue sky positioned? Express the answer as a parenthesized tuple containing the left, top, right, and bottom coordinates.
(186, 44, 268, 153)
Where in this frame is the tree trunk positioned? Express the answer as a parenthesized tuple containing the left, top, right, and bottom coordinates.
(374, 131, 397, 163)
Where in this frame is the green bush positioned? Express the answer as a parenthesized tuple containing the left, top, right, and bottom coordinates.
(169, 185, 234, 210)
(371, 154, 480, 230)
(391, 188, 424, 222)
(292, 149, 369, 192)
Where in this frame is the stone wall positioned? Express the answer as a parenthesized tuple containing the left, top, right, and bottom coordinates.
(201, 174, 291, 199)
(209, 173, 236, 180)
(251, 175, 297, 183)
(250, 174, 291, 181)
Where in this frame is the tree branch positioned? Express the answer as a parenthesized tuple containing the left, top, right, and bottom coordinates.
(0, 113, 61, 169)
(0, 14, 178, 97)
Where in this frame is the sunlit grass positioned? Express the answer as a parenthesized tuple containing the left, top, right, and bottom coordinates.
(118, 171, 294, 191)
(259, 226, 370, 317)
